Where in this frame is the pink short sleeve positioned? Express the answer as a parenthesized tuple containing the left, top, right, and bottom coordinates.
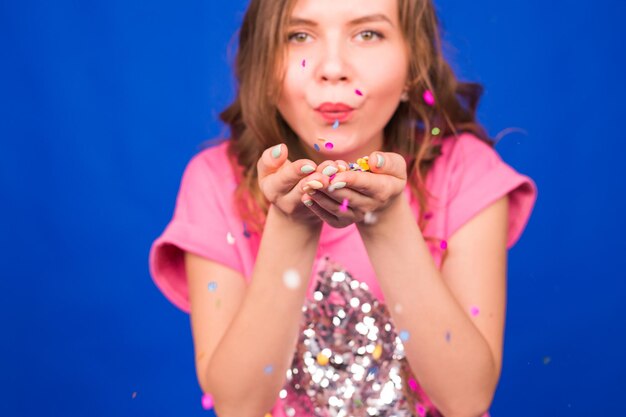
(148, 148, 243, 313)
(445, 134, 538, 249)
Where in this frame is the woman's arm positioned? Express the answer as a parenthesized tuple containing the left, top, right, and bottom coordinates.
(356, 193, 509, 417)
(197, 204, 322, 417)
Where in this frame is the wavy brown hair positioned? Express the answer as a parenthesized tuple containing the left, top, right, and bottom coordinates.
(214, 0, 492, 240)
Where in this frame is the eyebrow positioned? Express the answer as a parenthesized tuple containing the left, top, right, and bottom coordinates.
(288, 13, 394, 28)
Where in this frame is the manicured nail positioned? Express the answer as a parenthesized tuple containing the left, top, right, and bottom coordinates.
(338, 164, 347, 172)
(300, 164, 315, 174)
(376, 153, 385, 168)
(303, 199, 314, 207)
(322, 166, 338, 176)
(306, 180, 324, 190)
(271, 144, 282, 159)
(329, 181, 346, 192)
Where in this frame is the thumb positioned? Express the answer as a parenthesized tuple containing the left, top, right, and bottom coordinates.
(367, 151, 407, 180)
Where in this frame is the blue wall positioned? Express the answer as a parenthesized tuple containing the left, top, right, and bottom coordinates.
(1, 1, 624, 416)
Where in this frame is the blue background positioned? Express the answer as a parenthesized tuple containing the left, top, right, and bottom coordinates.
(2, 0, 624, 416)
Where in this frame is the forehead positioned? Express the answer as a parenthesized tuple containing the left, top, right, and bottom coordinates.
(289, 0, 398, 25)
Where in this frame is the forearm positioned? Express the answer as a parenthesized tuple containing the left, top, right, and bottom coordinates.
(207, 205, 322, 417)
(357, 194, 497, 417)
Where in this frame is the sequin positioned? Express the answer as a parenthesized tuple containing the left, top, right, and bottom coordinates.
(280, 258, 442, 416)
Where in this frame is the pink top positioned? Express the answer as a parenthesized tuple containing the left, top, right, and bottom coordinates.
(148, 132, 537, 416)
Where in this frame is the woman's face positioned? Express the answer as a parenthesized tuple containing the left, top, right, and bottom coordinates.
(276, 0, 409, 165)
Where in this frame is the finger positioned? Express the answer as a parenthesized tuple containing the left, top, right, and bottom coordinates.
(366, 151, 407, 180)
(308, 190, 359, 219)
(257, 144, 289, 181)
(301, 193, 340, 224)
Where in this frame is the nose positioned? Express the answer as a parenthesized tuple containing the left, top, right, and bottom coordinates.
(317, 40, 350, 84)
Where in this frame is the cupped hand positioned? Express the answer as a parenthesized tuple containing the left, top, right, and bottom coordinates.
(299, 152, 407, 228)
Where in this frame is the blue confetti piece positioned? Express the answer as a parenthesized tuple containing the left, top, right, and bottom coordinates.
(242, 222, 251, 238)
(445, 331, 451, 343)
(208, 281, 218, 292)
(332, 119, 339, 129)
(264, 365, 273, 374)
(314, 143, 320, 151)
(367, 366, 379, 376)
(399, 330, 410, 342)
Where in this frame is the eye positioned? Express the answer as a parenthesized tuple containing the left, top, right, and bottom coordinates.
(356, 30, 384, 42)
(287, 32, 311, 43)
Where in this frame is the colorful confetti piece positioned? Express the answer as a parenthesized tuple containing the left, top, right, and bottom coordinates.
(314, 143, 320, 151)
(201, 393, 214, 410)
(408, 378, 418, 391)
(282, 268, 301, 289)
(445, 331, 451, 342)
(363, 211, 378, 225)
(470, 306, 480, 317)
(355, 89, 363, 96)
(423, 89, 435, 106)
(332, 119, 339, 129)
(431, 127, 441, 135)
(131, 392, 137, 399)
(399, 330, 410, 342)
(264, 364, 274, 374)
(543, 356, 552, 365)
(440, 240, 448, 250)
(243, 222, 251, 238)
(416, 404, 427, 417)
(339, 198, 349, 212)
(226, 232, 235, 245)
(325, 142, 334, 150)
(208, 281, 218, 292)
(424, 211, 433, 220)
(301, 59, 306, 68)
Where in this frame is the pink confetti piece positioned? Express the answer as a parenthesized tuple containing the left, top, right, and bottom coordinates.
(470, 306, 480, 316)
(424, 211, 433, 220)
(301, 59, 306, 68)
(201, 393, 214, 410)
(355, 89, 363, 96)
(325, 142, 334, 150)
(339, 198, 349, 212)
(329, 173, 336, 181)
(423, 89, 435, 106)
(445, 331, 451, 342)
(408, 378, 418, 391)
(416, 404, 427, 417)
(440, 240, 448, 250)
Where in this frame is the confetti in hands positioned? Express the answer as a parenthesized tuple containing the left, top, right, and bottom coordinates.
(300, 152, 408, 229)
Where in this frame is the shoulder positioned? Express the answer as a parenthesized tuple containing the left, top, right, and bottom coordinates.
(180, 139, 236, 191)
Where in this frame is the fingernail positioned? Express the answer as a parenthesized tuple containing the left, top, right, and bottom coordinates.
(302, 185, 312, 192)
(300, 164, 315, 174)
(322, 166, 338, 176)
(306, 180, 324, 190)
(338, 164, 347, 172)
(376, 153, 385, 168)
(271, 144, 282, 159)
(303, 199, 314, 207)
(329, 181, 346, 192)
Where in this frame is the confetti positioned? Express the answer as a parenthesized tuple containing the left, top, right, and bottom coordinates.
(301, 59, 306, 68)
(543, 356, 552, 365)
(325, 142, 334, 150)
(423, 89, 435, 106)
(339, 198, 349, 212)
(208, 281, 218, 292)
(424, 211, 433, 220)
(355, 89, 363, 96)
(470, 306, 480, 317)
(416, 404, 427, 417)
(282, 268, 301, 289)
(314, 143, 320, 151)
(264, 364, 274, 374)
(316, 352, 330, 366)
(399, 330, 410, 342)
(226, 232, 235, 245)
(201, 393, 214, 410)
(440, 240, 448, 250)
(131, 392, 137, 399)
(243, 222, 251, 238)
(445, 331, 451, 343)
(431, 127, 441, 135)
(363, 211, 378, 225)
(332, 119, 339, 129)
(367, 366, 379, 377)
(356, 157, 370, 171)
(408, 378, 418, 391)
